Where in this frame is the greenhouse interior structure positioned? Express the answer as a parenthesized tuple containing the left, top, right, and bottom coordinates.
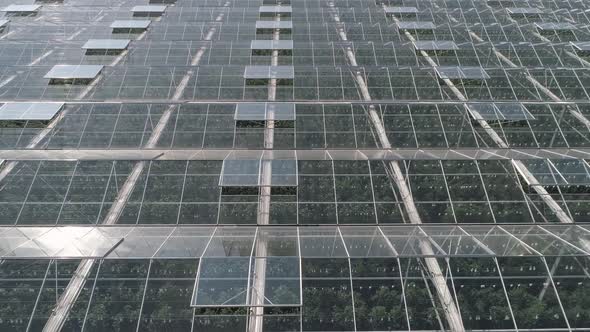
(0, 0, 590, 329)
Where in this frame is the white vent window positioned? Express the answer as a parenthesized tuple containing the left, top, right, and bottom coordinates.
(2, 4, 41, 13)
(0, 102, 64, 121)
(44, 65, 103, 84)
(436, 66, 490, 80)
(397, 21, 435, 30)
(506, 7, 542, 15)
(219, 159, 298, 187)
(82, 39, 130, 54)
(413, 40, 458, 51)
(235, 103, 295, 121)
(384, 6, 418, 14)
(110, 20, 151, 30)
(131, 5, 166, 16)
(259, 5, 292, 13)
(467, 103, 535, 121)
(250, 40, 293, 50)
(535, 22, 576, 31)
(244, 66, 294, 79)
(2, 4, 40, 16)
(255, 21, 292, 30)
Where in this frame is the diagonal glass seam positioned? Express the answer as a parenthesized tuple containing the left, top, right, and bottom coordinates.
(377, 226, 399, 256)
(539, 225, 590, 255)
(496, 225, 543, 255)
(456, 226, 496, 256)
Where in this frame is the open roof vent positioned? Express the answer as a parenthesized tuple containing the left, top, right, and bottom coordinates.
(44, 65, 103, 85)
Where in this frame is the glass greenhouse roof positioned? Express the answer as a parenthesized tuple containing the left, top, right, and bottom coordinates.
(0, 0, 589, 329)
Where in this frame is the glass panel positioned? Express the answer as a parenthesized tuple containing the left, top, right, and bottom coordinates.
(461, 225, 538, 256)
(138, 259, 196, 331)
(545, 256, 590, 329)
(340, 226, 396, 257)
(250, 257, 301, 306)
(497, 257, 568, 329)
(399, 258, 449, 330)
(299, 227, 348, 257)
(0, 260, 49, 331)
(193, 257, 250, 306)
(503, 225, 587, 256)
(449, 257, 515, 330)
(351, 258, 408, 331)
(302, 258, 355, 331)
(83, 260, 149, 330)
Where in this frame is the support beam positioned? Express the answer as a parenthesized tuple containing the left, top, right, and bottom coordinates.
(330, 3, 465, 331)
(249, 9, 285, 332)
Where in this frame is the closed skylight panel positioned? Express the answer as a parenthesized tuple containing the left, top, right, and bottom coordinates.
(436, 66, 490, 80)
(518, 160, 590, 186)
(384, 6, 418, 14)
(413, 40, 458, 51)
(0, 102, 64, 121)
(244, 66, 294, 79)
(397, 21, 435, 30)
(2, 4, 41, 12)
(551, 160, 590, 185)
(571, 41, 590, 51)
(535, 22, 576, 31)
(250, 40, 293, 50)
(44, 65, 103, 80)
(259, 5, 292, 13)
(219, 159, 298, 187)
(131, 5, 166, 16)
(255, 21, 292, 30)
(110, 20, 151, 29)
(234, 103, 296, 121)
(467, 103, 535, 121)
(506, 7, 543, 15)
(82, 39, 130, 50)
(131, 5, 166, 12)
